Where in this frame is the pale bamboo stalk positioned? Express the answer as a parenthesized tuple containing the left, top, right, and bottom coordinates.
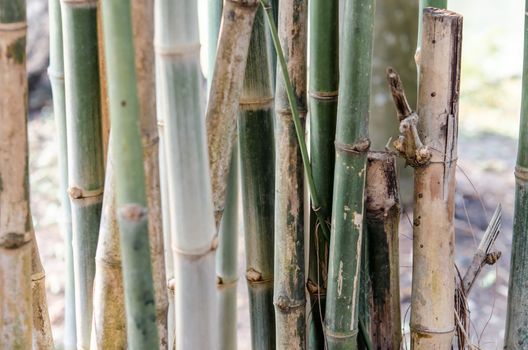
(155, 0, 218, 348)
(48, 0, 76, 347)
(409, 8, 462, 349)
(365, 152, 401, 350)
(207, 0, 223, 93)
(0, 3, 33, 347)
(61, 0, 105, 347)
(206, 0, 259, 228)
(273, 0, 308, 348)
(415, 1, 447, 73)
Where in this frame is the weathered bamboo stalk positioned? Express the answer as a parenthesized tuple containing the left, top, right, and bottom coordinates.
(505, 0, 528, 346)
(206, 0, 259, 228)
(409, 8, 462, 349)
(365, 152, 401, 349)
(155, 0, 218, 348)
(101, 0, 160, 347)
(307, 0, 339, 347)
(238, 6, 276, 349)
(61, 0, 105, 346)
(272, 0, 308, 348)
(324, 0, 374, 348)
(416, 1, 447, 71)
(0, 2, 33, 347)
(48, 0, 76, 347)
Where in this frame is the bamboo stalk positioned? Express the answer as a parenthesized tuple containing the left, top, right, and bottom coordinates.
(48, 0, 76, 347)
(130, 0, 168, 347)
(0, 2, 33, 347)
(272, 0, 308, 348)
(416, 1, 447, 70)
(207, 0, 223, 93)
(324, 0, 375, 348)
(155, 0, 218, 348)
(206, 0, 259, 228)
(238, 6, 276, 349)
(307, 0, 339, 347)
(365, 152, 401, 349)
(100, 0, 160, 347)
(505, 0, 528, 346)
(91, 150, 126, 350)
(268, 0, 278, 87)
(61, 0, 105, 347)
(409, 8, 462, 349)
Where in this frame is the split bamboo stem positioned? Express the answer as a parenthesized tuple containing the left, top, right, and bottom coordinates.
(48, 0, 76, 347)
(324, 0, 374, 348)
(0, 2, 33, 347)
(61, 0, 105, 347)
(307, 0, 339, 347)
(101, 0, 161, 347)
(238, 6, 276, 349)
(409, 8, 462, 349)
(206, 0, 259, 228)
(272, 0, 308, 348)
(505, 0, 528, 346)
(365, 152, 401, 350)
(155, 0, 218, 348)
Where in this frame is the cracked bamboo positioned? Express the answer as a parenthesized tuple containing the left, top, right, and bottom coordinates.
(155, 0, 218, 348)
(416, 0, 447, 71)
(505, 0, 528, 346)
(307, 0, 339, 347)
(61, 0, 105, 346)
(273, 0, 308, 348)
(206, 0, 259, 228)
(409, 8, 462, 349)
(324, 0, 374, 348)
(0, 2, 33, 347)
(238, 6, 276, 349)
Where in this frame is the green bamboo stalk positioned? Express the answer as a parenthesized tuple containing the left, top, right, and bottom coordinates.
(206, 0, 259, 229)
(505, 0, 528, 346)
(61, 0, 105, 347)
(101, 0, 160, 348)
(268, 0, 278, 87)
(324, 0, 375, 348)
(307, 0, 339, 347)
(207, 0, 222, 94)
(271, 0, 308, 348)
(238, 6, 276, 349)
(0, 1, 33, 347)
(48, 0, 76, 347)
(155, 0, 217, 348)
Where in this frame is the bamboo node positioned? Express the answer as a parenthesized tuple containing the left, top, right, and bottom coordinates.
(216, 276, 239, 289)
(323, 326, 359, 339)
(0, 22, 27, 32)
(47, 68, 64, 81)
(119, 204, 147, 222)
(246, 268, 263, 282)
(154, 43, 201, 58)
(308, 90, 339, 101)
(274, 295, 306, 312)
(334, 138, 370, 155)
(68, 186, 104, 199)
(31, 271, 46, 282)
(0, 231, 31, 249)
(515, 165, 528, 182)
(410, 324, 455, 335)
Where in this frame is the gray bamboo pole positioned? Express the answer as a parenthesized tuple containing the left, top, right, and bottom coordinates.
(409, 8, 462, 349)
(238, 6, 276, 349)
(155, 0, 218, 347)
(324, 0, 375, 348)
(206, 0, 259, 228)
(207, 0, 223, 93)
(505, 0, 528, 346)
(61, 0, 105, 347)
(48, 0, 76, 347)
(0, 1, 33, 347)
(272, 0, 308, 348)
(101, 0, 161, 347)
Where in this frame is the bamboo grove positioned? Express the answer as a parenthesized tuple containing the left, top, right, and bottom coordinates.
(3, 0, 528, 348)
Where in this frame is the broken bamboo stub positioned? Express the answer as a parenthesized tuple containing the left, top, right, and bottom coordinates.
(409, 8, 462, 349)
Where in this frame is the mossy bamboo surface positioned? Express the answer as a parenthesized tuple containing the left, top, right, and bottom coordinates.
(206, 0, 259, 228)
(505, 0, 528, 346)
(324, 0, 374, 348)
(101, 0, 160, 347)
(92, 154, 126, 349)
(61, 0, 105, 347)
(238, 7, 276, 349)
(365, 152, 401, 349)
(0, 2, 33, 347)
(307, 0, 339, 347)
(272, 0, 307, 348)
(155, 0, 217, 348)
(409, 8, 462, 349)
(48, 0, 76, 347)
(130, 0, 168, 346)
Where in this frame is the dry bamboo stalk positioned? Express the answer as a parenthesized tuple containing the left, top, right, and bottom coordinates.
(206, 0, 259, 228)
(408, 8, 462, 349)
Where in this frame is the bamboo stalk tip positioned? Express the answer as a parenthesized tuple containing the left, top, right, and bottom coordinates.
(423, 7, 463, 19)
